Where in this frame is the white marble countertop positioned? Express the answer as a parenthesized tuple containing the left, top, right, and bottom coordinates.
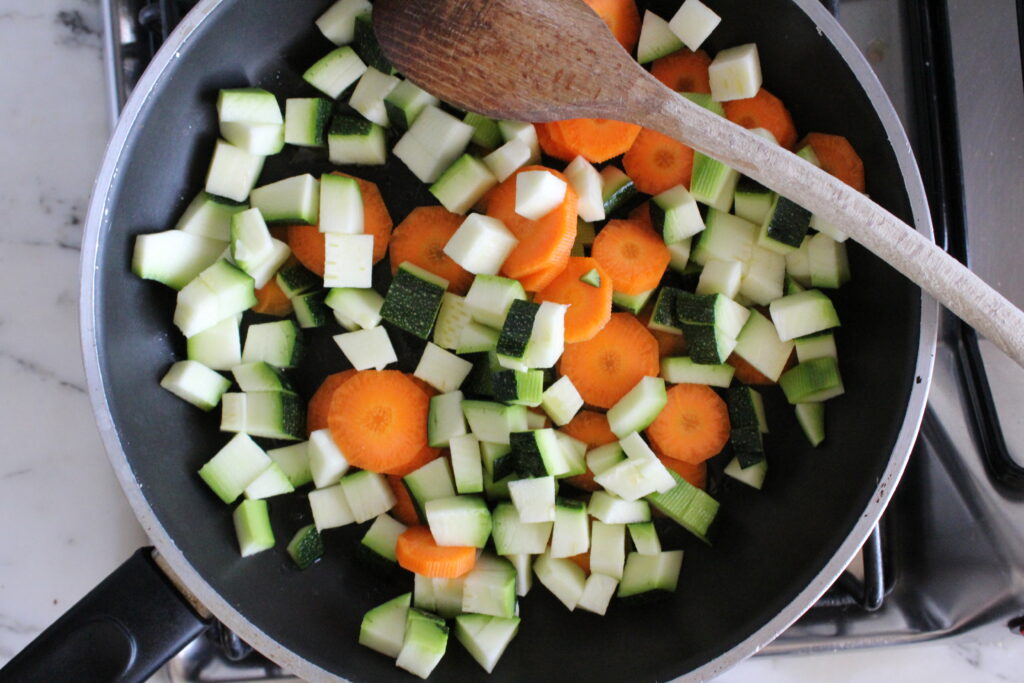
(0, 1, 1020, 680)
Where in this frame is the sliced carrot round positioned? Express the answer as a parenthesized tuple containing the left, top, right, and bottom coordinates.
(583, 0, 641, 52)
(799, 132, 866, 192)
(391, 444, 443, 478)
(535, 257, 613, 343)
(286, 225, 326, 277)
(487, 165, 578, 279)
(389, 206, 474, 295)
(251, 277, 293, 317)
(591, 219, 670, 295)
(408, 374, 440, 399)
(327, 370, 430, 474)
(387, 475, 421, 526)
(650, 48, 712, 93)
(307, 370, 357, 435)
(646, 383, 731, 465)
(332, 172, 394, 263)
(622, 128, 695, 196)
(544, 119, 642, 164)
(536, 122, 578, 162)
(723, 88, 798, 150)
(628, 201, 652, 230)
(558, 312, 659, 409)
(396, 526, 477, 578)
(517, 252, 569, 293)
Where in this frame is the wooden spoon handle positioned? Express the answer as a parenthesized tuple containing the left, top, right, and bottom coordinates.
(630, 78, 1024, 367)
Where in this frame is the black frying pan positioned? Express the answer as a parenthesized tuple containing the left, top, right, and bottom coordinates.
(3, 0, 935, 680)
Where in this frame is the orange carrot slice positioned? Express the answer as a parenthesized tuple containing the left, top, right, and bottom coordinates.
(332, 172, 394, 263)
(650, 48, 712, 93)
(327, 370, 431, 474)
(391, 444, 443, 478)
(408, 374, 440, 399)
(517, 252, 569, 293)
(251, 277, 293, 317)
(558, 312, 659, 409)
(622, 128, 695, 195)
(535, 257, 613, 343)
(591, 218, 670, 295)
(487, 165, 578, 279)
(286, 225, 326, 277)
(543, 119, 642, 164)
(799, 132, 866, 192)
(536, 122, 578, 162)
(387, 475, 421, 526)
(389, 206, 474, 295)
(396, 526, 477, 578)
(646, 383, 731, 464)
(307, 370, 357, 435)
(723, 88, 798, 150)
(583, 0, 641, 52)
(628, 201, 652, 230)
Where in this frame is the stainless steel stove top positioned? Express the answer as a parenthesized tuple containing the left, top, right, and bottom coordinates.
(101, 0, 1024, 679)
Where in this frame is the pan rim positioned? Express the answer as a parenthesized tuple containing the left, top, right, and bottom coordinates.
(79, 0, 937, 680)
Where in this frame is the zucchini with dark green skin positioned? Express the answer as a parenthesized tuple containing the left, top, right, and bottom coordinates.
(496, 299, 539, 359)
(759, 194, 812, 253)
(492, 369, 543, 406)
(380, 266, 447, 339)
(352, 13, 393, 74)
(287, 524, 324, 569)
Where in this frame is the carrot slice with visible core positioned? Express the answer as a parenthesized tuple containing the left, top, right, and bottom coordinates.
(646, 383, 731, 465)
(723, 88, 798, 150)
(487, 165, 578, 279)
(583, 0, 641, 52)
(327, 370, 430, 474)
(389, 205, 474, 295)
(307, 370, 357, 435)
(396, 526, 477, 578)
(799, 132, 866, 192)
(622, 128, 695, 196)
(558, 312, 659, 409)
(535, 257, 613, 343)
(591, 219, 670, 295)
(251, 277, 293, 317)
(650, 48, 712, 93)
(543, 119, 642, 164)
(388, 475, 423, 526)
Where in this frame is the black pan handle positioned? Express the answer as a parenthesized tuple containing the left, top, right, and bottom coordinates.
(0, 548, 210, 682)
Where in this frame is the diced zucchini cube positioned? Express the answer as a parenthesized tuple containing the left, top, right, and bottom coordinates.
(415, 342, 473, 393)
(199, 432, 271, 504)
(316, 0, 372, 45)
(533, 551, 585, 611)
(618, 550, 683, 600)
(607, 376, 667, 437)
(660, 356, 735, 387)
(384, 80, 440, 130)
(514, 170, 567, 221)
(733, 309, 795, 382)
(233, 499, 275, 557)
(540, 375, 583, 426)
(308, 428, 350, 488)
(160, 360, 230, 411)
(325, 287, 384, 329)
(708, 43, 762, 102)
(696, 258, 743, 298)
(132, 230, 225, 291)
(453, 614, 520, 674)
(628, 521, 663, 555)
(403, 458, 457, 522)
(550, 497, 589, 558)
(637, 10, 684, 65)
(396, 609, 449, 679)
(465, 274, 527, 329)
(284, 97, 331, 148)
(334, 326, 397, 370)
(361, 514, 408, 563)
(425, 495, 492, 547)
(564, 155, 605, 222)
(250, 174, 320, 226)
(430, 155, 498, 215)
(428, 390, 468, 448)
(668, 0, 721, 51)
(328, 115, 387, 165)
(590, 520, 626, 579)
(309, 484, 355, 530)
(594, 455, 675, 501)
(242, 319, 302, 368)
(319, 173, 364, 234)
(323, 233, 373, 288)
(769, 289, 840, 341)
(359, 592, 411, 659)
(287, 524, 324, 569)
(491, 502, 552, 555)
(779, 357, 845, 404)
(394, 105, 475, 183)
(450, 433, 484, 494)
(339, 470, 396, 523)
(507, 475, 556, 523)
(303, 46, 367, 99)
(243, 462, 295, 500)
(588, 490, 651, 524)
(267, 442, 312, 488)
(646, 470, 719, 541)
(443, 214, 518, 275)
(349, 67, 401, 127)
(652, 184, 705, 243)
(483, 139, 533, 183)
(380, 263, 448, 338)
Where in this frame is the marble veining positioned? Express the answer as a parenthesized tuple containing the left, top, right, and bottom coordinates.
(0, 0, 1019, 679)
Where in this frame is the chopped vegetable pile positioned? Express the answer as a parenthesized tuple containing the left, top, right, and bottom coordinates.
(135, 0, 859, 677)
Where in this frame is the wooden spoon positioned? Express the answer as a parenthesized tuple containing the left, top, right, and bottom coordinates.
(373, 0, 1024, 368)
